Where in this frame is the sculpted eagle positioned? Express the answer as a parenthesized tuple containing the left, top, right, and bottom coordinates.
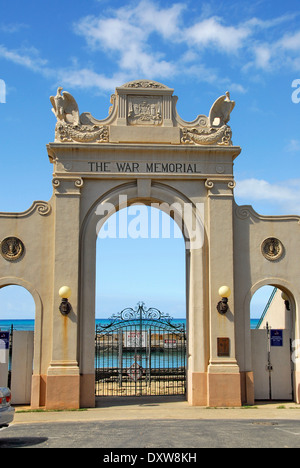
(50, 87, 80, 126)
(209, 91, 235, 127)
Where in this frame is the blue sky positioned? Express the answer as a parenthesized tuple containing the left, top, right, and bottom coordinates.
(0, 0, 299, 319)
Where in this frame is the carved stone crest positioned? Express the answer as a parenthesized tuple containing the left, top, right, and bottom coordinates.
(261, 237, 284, 261)
(128, 96, 162, 126)
(0, 237, 25, 262)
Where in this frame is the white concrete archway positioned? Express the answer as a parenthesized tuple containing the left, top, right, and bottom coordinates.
(78, 181, 208, 407)
(1, 80, 299, 409)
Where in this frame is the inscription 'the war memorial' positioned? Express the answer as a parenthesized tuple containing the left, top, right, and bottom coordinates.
(88, 161, 201, 174)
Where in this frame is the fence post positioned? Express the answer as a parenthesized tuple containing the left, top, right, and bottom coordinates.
(7, 325, 13, 388)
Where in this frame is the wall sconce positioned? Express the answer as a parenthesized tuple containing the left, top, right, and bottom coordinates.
(59, 286, 72, 316)
(217, 286, 231, 315)
(281, 291, 290, 311)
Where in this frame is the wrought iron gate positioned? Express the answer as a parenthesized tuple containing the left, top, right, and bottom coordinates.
(95, 303, 186, 397)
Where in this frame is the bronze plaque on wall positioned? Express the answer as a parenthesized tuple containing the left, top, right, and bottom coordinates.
(217, 338, 230, 357)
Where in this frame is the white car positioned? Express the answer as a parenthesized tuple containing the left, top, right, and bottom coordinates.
(0, 387, 14, 429)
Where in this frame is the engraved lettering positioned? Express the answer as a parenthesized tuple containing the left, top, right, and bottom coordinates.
(89, 161, 201, 174)
(89, 162, 111, 172)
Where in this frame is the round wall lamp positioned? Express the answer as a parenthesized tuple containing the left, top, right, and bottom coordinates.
(59, 286, 72, 316)
(217, 286, 231, 314)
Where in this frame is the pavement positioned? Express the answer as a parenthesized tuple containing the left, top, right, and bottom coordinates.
(12, 396, 300, 424)
(2, 397, 299, 448)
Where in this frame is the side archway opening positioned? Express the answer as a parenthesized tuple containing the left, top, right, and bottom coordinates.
(0, 283, 36, 403)
(250, 283, 295, 402)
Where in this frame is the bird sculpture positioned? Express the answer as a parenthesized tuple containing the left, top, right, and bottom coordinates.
(209, 91, 235, 127)
(50, 87, 80, 126)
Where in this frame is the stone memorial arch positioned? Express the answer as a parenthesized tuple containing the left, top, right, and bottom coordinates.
(0, 80, 299, 409)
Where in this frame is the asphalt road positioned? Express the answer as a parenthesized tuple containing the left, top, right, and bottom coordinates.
(0, 419, 300, 449)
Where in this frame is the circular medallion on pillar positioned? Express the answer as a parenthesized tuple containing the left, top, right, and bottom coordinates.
(0, 236, 25, 262)
(261, 237, 284, 261)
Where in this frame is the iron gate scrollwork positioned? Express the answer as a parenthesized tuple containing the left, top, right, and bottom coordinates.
(95, 303, 186, 397)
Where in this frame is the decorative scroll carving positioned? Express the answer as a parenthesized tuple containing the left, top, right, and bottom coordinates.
(52, 177, 84, 192)
(235, 206, 251, 220)
(0, 237, 24, 262)
(52, 178, 61, 188)
(35, 202, 51, 216)
(123, 80, 166, 89)
(74, 178, 84, 188)
(55, 122, 109, 143)
(205, 180, 214, 189)
(261, 238, 284, 261)
(0, 201, 51, 219)
(97, 302, 184, 332)
(235, 204, 300, 224)
(181, 125, 232, 146)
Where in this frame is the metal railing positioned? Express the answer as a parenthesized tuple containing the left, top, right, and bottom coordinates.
(256, 288, 277, 329)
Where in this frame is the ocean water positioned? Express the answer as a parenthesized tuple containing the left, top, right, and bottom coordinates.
(0, 319, 36, 331)
(0, 318, 260, 371)
(0, 318, 260, 331)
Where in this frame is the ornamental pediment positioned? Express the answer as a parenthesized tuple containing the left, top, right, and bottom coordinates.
(119, 80, 171, 90)
(50, 80, 235, 146)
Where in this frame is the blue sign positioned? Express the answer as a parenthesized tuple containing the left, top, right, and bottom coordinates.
(271, 330, 283, 347)
(0, 332, 9, 349)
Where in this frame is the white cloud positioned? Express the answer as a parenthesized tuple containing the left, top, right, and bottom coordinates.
(73, 3, 300, 87)
(185, 17, 251, 53)
(74, 1, 183, 79)
(56, 68, 128, 92)
(72, 2, 254, 89)
(245, 23, 300, 72)
(252, 45, 272, 70)
(286, 140, 300, 153)
(235, 178, 300, 215)
(278, 31, 300, 52)
(245, 13, 299, 31)
(0, 22, 28, 34)
(75, 16, 143, 52)
(1, 1, 300, 92)
(128, 0, 185, 39)
(0, 44, 48, 72)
